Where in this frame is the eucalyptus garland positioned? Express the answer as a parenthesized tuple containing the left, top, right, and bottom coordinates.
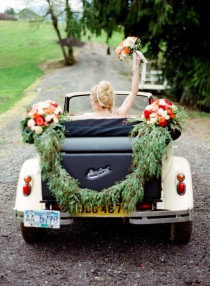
(34, 122, 175, 213)
(21, 98, 187, 214)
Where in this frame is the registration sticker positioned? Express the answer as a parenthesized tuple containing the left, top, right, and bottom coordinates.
(76, 204, 128, 217)
(24, 210, 60, 228)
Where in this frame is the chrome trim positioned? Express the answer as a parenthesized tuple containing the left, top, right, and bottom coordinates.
(87, 166, 111, 180)
(65, 91, 152, 99)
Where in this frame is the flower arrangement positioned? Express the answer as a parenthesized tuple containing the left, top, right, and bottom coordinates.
(142, 99, 178, 127)
(115, 36, 141, 61)
(21, 100, 63, 143)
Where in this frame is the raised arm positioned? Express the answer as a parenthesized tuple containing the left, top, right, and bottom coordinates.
(116, 56, 141, 116)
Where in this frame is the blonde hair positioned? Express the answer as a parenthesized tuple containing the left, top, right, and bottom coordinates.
(90, 81, 115, 113)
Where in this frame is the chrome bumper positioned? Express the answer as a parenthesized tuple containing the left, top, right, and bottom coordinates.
(129, 209, 193, 225)
(15, 209, 192, 226)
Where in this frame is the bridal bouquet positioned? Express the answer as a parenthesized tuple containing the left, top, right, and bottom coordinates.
(116, 36, 148, 82)
(116, 36, 141, 61)
(21, 100, 63, 143)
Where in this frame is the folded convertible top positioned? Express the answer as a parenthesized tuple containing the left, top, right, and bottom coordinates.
(61, 118, 138, 137)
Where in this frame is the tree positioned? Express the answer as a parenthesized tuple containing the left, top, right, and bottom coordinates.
(4, 8, 16, 15)
(82, 0, 210, 110)
(44, 0, 84, 66)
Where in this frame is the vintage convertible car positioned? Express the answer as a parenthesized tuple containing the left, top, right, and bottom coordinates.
(14, 91, 193, 243)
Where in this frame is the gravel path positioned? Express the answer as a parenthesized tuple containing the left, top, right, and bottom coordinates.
(0, 43, 209, 286)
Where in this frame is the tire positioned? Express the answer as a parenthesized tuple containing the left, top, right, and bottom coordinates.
(20, 223, 47, 243)
(170, 221, 192, 244)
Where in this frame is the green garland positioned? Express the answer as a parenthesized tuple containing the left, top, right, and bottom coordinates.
(33, 121, 177, 213)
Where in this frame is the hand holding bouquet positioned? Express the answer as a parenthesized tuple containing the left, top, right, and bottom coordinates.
(116, 36, 148, 82)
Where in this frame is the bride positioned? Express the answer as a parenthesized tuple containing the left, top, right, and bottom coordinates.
(81, 56, 141, 119)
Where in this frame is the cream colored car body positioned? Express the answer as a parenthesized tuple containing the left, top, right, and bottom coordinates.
(14, 134, 193, 222)
(14, 91, 193, 243)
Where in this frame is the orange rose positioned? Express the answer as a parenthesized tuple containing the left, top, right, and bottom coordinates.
(33, 112, 40, 119)
(123, 47, 131, 55)
(158, 116, 168, 127)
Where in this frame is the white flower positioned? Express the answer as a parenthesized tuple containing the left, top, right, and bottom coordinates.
(35, 126, 43, 134)
(27, 119, 36, 128)
(116, 46, 121, 53)
(159, 99, 167, 106)
(145, 104, 152, 111)
(150, 112, 156, 118)
(53, 117, 58, 124)
(120, 51, 127, 60)
(157, 108, 164, 115)
(165, 115, 170, 120)
(162, 110, 168, 117)
(31, 126, 36, 131)
(37, 107, 45, 115)
(45, 115, 53, 122)
(54, 107, 63, 115)
(124, 37, 136, 46)
(150, 117, 158, 124)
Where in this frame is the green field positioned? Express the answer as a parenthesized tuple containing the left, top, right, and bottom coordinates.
(0, 21, 63, 113)
(0, 21, 123, 114)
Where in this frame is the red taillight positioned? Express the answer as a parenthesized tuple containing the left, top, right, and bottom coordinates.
(177, 181, 186, 195)
(23, 183, 31, 196)
(136, 202, 153, 211)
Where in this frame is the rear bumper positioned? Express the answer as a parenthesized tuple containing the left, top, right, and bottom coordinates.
(14, 209, 192, 226)
(128, 209, 193, 225)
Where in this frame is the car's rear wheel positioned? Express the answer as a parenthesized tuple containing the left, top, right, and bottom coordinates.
(170, 221, 192, 244)
(20, 223, 47, 243)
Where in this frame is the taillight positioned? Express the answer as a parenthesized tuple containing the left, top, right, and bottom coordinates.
(24, 175, 32, 183)
(177, 173, 185, 182)
(23, 175, 32, 196)
(177, 173, 186, 195)
(136, 202, 153, 211)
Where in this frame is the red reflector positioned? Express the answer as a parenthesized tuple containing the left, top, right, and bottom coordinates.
(136, 202, 153, 211)
(177, 182, 186, 195)
(23, 183, 31, 196)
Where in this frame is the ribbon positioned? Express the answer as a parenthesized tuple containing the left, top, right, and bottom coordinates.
(132, 51, 148, 83)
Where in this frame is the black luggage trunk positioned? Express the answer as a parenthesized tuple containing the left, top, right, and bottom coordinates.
(41, 119, 161, 202)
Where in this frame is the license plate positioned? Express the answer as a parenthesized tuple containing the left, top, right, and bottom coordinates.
(24, 210, 60, 228)
(76, 204, 128, 217)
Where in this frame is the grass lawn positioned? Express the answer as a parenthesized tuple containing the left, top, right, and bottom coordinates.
(0, 20, 62, 114)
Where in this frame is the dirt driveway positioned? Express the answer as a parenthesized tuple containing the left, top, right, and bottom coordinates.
(0, 43, 209, 286)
